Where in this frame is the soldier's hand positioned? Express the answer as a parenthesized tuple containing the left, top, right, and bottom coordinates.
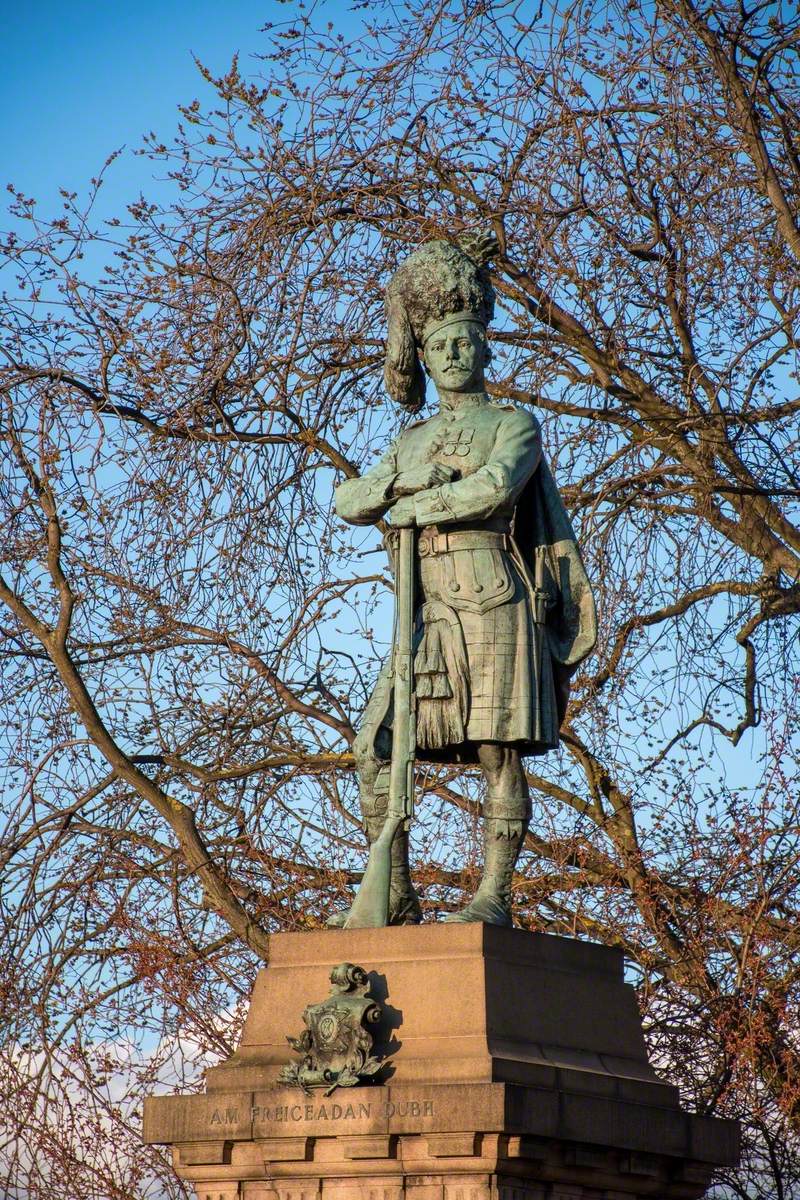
(389, 496, 417, 526)
(393, 463, 457, 496)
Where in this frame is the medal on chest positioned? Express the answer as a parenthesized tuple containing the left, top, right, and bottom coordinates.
(428, 426, 475, 459)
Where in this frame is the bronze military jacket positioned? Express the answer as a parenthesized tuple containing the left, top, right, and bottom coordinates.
(336, 395, 566, 761)
(336, 394, 539, 536)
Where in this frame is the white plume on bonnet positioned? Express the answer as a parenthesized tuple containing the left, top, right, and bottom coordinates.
(383, 234, 498, 411)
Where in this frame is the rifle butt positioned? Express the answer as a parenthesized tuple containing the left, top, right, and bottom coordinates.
(342, 814, 403, 929)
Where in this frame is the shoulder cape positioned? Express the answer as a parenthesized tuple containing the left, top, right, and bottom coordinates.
(512, 458, 597, 722)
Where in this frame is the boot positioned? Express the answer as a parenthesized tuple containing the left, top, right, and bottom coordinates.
(443, 818, 528, 927)
(326, 813, 422, 928)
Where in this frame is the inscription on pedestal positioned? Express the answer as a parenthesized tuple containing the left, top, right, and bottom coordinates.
(207, 1097, 436, 1129)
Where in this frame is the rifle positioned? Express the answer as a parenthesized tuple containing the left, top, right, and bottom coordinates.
(344, 525, 416, 928)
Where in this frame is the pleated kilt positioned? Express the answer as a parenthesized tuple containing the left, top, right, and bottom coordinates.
(357, 534, 560, 766)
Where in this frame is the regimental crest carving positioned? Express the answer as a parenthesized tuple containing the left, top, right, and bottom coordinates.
(278, 962, 385, 1095)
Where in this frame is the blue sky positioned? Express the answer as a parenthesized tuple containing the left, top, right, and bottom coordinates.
(0, 0, 773, 800)
(1, 1, 315, 220)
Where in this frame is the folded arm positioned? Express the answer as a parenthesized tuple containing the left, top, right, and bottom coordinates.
(335, 447, 458, 527)
(412, 408, 542, 526)
(334, 444, 400, 526)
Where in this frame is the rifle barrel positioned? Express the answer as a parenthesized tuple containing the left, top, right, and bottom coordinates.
(388, 525, 416, 821)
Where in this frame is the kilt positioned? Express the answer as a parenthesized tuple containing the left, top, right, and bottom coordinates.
(358, 538, 560, 766)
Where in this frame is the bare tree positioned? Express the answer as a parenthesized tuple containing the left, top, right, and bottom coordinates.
(2, 2, 800, 1196)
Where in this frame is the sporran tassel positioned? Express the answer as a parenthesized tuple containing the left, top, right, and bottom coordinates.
(414, 601, 470, 748)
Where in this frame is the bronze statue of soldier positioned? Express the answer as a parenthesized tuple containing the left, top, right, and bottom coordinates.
(331, 237, 596, 928)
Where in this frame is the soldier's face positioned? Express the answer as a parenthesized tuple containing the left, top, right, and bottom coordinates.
(423, 321, 487, 392)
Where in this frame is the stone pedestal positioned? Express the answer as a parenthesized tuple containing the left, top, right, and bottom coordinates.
(143, 925, 738, 1199)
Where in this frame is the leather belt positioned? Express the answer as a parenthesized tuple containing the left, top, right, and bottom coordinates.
(417, 530, 509, 557)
